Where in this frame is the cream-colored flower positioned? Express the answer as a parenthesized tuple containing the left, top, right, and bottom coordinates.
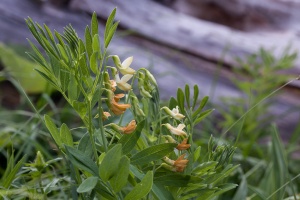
(115, 74, 133, 91)
(162, 106, 185, 120)
(112, 55, 135, 75)
(164, 123, 187, 137)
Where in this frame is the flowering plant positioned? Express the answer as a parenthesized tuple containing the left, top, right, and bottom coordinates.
(24, 8, 238, 199)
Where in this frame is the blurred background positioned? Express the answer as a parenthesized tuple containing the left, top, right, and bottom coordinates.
(1, 0, 300, 139)
(2, 1, 300, 198)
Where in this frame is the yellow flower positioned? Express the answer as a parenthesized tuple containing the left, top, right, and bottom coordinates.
(112, 55, 135, 75)
(162, 106, 185, 120)
(164, 123, 187, 137)
(176, 138, 191, 150)
(115, 74, 133, 91)
(110, 98, 131, 115)
(120, 120, 137, 134)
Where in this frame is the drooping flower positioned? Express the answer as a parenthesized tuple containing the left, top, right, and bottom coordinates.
(163, 123, 187, 137)
(174, 154, 189, 172)
(95, 111, 111, 120)
(120, 120, 137, 134)
(162, 106, 185, 120)
(112, 55, 135, 75)
(110, 98, 131, 115)
(115, 74, 133, 91)
(110, 80, 117, 92)
(114, 93, 125, 102)
(162, 154, 189, 172)
(176, 138, 191, 150)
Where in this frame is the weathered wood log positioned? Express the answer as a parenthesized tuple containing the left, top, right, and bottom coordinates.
(172, 0, 300, 31)
(69, 0, 300, 89)
(0, 0, 299, 135)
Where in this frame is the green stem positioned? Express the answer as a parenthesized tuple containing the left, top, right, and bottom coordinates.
(98, 106, 108, 152)
(87, 101, 98, 160)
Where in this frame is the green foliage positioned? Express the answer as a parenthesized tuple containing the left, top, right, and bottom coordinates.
(0, 42, 49, 93)
(0, 8, 238, 200)
(212, 48, 300, 199)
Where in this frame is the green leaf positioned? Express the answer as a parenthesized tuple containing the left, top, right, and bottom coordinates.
(78, 42, 89, 77)
(193, 109, 214, 125)
(193, 146, 201, 162)
(94, 181, 116, 200)
(99, 144, 122, 181)
(192, 85, 199, 110)
(92, 34, 101, 55)
(232, 174, 247, 200)
(65, 146, 99, 177)
(48, 53, 61, 77)
(124, 171, 153, 200)
(72, 101, 87, 118)
(27, 40, 48, 69)
(59, 69, 70, 92)
(35, 69, 57, 89)
(268, 125, 288, 200)
(55, 31, 65, 48)
(0, 155, 26, 188)
(131, 143, 177, 165)
(68, 75, 78, 101)
(91, 12, 99, 37)
(104, 8, 117, 41)
(77, 176, 99, 193)
(60, 123, 73, 147)
(109, 156, 130, 192)
(0, 43, 49, 93)
(129, 165, 174, 200)
(44, 24, 60, 55)
(192, 96, 209, 119)
(177, 88, 185, 113)
(207, 183, 238, 199)
(154, 174, 191, 187)
(105, 21, 119, 48)
(44, 115, 62, 148)
(185, 84, 190, 108)
(85, 26, 93, 59)
(168, 97, 178, 109)
(192, 161, 218, 176)
(57, 44, 69, 63)
(90, 51, 98, 74)
(78, 133, 93, 158)
(118, 120, 145, 155)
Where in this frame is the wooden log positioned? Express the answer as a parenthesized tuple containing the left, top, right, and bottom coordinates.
(69, 0, 300, 89)
(0, 0, 299, 135)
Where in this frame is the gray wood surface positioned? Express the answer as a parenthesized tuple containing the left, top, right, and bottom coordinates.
(1, 0, 299, 136)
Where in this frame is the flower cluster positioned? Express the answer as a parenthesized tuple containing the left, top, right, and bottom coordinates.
(103, 56, 138, 134)
(162, 106, 191, 172)
(104, 56, 137, 117)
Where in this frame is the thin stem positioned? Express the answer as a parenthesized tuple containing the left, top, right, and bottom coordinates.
(87, 101, 98, 160)
(98, 106, 108, 152)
